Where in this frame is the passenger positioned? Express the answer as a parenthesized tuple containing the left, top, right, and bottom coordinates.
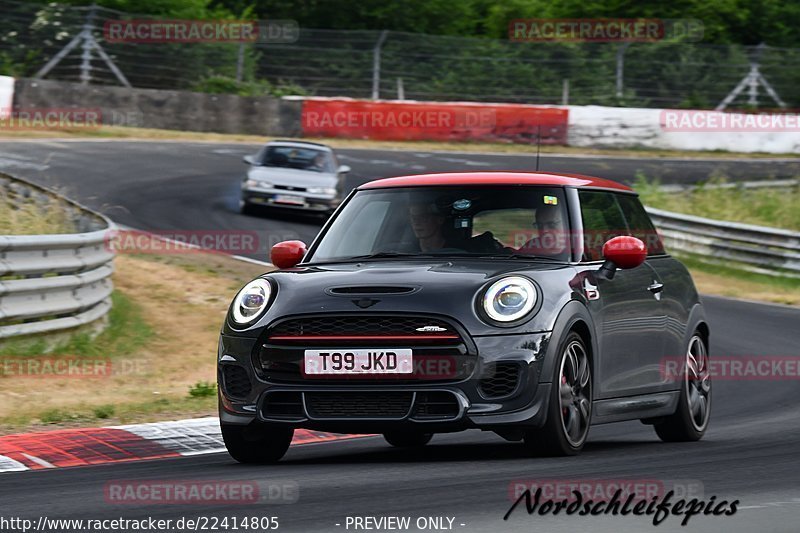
(518, 205, 568, 256)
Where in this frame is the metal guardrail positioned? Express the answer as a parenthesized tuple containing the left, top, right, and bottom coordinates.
(0, 173, 114, 339)
(646, 206, 800, 276)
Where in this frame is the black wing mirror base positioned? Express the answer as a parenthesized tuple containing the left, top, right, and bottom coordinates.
(598, 260, 617, 280)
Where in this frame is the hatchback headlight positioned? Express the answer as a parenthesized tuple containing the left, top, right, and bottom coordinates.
(481, 276, 537, 323)
(231, 279, 272, 325)
(307, 186, 337, 195)
(243, 179, 272, 189)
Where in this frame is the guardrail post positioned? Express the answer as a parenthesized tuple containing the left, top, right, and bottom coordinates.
(371, 30, 389, 100)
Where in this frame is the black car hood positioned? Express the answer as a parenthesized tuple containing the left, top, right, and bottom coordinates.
(228, 259, 581, 337)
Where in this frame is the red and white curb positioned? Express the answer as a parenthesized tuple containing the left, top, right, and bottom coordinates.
(0, 417, 367, 473)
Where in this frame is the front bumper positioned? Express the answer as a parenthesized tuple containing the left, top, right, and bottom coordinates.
(218, 328, 554, 433)
(242, 188, 338, 212)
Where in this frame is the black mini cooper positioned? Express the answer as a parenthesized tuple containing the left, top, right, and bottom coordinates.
(218, 172, 711, 462)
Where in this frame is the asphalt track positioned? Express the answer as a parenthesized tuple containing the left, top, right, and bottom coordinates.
(1, 140, 799, 532)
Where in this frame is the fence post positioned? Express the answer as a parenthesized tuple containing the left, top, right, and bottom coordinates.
(615, 43, 630, 99)
(397, 78, 405, 100)
(562, 79, 569, 105)
(716, 43, 786, 110)
(79, 4, 98, 85)
(371, 30, 389, 100)
(236, 43, 245, 82)
(35, 3, 131, 87)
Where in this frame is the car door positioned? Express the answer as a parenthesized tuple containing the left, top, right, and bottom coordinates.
(577, 190, 666, 399)
(616, 194, 691, 392)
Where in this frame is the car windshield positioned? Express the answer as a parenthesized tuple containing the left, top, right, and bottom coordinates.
(260, 146, 334, 173)
(308, 186, 571, 262)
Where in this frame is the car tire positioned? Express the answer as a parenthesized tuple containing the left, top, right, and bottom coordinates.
(523, 331, 592, 456)
(239, 199, 255, 215)
(383, 431, 433, 448)
(221, 422, 294, 464)
(654, 333, 711, 442)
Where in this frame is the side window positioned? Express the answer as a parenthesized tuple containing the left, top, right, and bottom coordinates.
(616, 194, 665, 256)
(578, 191, 627, 262)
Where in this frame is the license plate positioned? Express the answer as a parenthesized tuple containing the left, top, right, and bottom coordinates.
(273, 194, 305, 205)
(304, 349, 413, 375)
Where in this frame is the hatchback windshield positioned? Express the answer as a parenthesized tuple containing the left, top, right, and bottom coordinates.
(260, 146, 334, 173)
(308, 186, 571, 262)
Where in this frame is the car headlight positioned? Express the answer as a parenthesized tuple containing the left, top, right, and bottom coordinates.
(243, 179, 272, 189)
(481, 276, 537, 323)
(230, 278, 272, 325)
(307, 187, 337, 195)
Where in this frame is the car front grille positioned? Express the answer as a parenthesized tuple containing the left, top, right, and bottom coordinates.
(258, 315, 474, 384)
(305, 391, 414, 419)
(267, 315, 459, 341)
(221, 365, 252, 398)
(478, 362, 521, 398)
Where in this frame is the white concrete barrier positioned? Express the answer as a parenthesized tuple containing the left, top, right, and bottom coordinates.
(563, 104, 800, 154)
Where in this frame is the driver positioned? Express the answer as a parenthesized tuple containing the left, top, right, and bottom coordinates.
(409, 202, 447, 252)
(309, 152, 327, 171)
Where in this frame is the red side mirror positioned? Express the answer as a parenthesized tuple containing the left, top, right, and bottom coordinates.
(271, 240, 307, 269)
(602, 236, 647, 270)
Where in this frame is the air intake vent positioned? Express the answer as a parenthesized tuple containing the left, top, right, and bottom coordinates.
(328, 286, 416, 295)
(262, 391, 304, 420)
(478, 362, 521, 398)
(412, 391, 461, 420)
(305, 391, 413, 419)
(221, 365, 252, 398)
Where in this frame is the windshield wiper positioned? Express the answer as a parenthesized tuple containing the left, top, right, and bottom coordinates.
(346, 251, 561, 262)
(439, 252, 561, 261)
(350, 252, 420, 260)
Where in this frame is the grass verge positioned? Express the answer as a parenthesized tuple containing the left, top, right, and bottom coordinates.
(0, 186, 77, 235)
(636, 175, 800, 231)
(0, 291, 151, 358)
(679, 253, 800, 306)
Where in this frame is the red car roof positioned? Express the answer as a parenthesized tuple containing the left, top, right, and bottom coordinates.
(359, 171, 632, 192)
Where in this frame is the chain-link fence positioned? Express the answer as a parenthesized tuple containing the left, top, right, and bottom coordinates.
(3, 0, 800, 109)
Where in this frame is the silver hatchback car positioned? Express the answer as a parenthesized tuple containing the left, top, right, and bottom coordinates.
(240, 140, 351, 215)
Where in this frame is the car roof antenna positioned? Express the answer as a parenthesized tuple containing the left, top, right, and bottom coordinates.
(535, 125, 542, 171)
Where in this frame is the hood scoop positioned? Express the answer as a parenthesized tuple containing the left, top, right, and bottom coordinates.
(326, 285, 418, 296)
